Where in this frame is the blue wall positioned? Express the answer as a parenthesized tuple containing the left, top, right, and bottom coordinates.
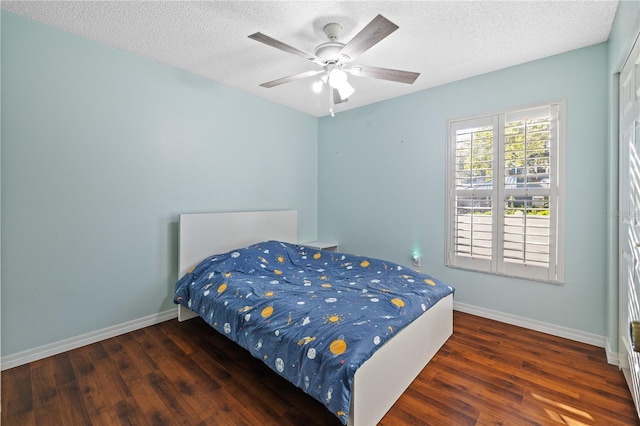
(318, 43, 609, 336)
(1, 12, 318, 356)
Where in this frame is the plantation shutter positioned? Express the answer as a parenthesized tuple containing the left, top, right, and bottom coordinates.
(499, 105, 559, 281)
(448, 116, 498, 273)
(446, 101, 564, 283)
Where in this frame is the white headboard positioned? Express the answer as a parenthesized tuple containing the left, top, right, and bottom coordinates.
(177, 210, 297, 321)
(178, 210, 298, 278)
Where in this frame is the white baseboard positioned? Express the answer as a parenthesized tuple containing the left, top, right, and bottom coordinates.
(605, 338, 620, 366)
(454, 301, 608, 350)
(1, 308, 178, 371)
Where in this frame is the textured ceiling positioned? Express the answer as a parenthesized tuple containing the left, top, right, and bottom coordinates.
(2, 0, 619, 117)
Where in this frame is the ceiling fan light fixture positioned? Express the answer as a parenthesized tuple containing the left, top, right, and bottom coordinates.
(328, 68, 354, 100)
(312, 79, 324, 93)
(328, 68, 348, 88)
(337, 81, 355, 100)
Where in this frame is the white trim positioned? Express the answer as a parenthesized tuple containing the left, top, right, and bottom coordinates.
(605, 338, 620, 366)
(1, 308, 178, 371)
(453, 301, 606, 349)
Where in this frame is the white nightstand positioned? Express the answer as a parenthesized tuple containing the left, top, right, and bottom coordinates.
(302, 241, 339, 252)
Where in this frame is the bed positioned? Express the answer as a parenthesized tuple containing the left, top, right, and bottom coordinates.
(174, 210, 454, 426)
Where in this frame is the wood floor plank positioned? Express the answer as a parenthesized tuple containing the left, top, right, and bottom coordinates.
(127, 375, 182, 426)
(2, 311, 638, 426)
(144, 371, 204, 425)
(142, 323, 188, 359)
(402, 375, 481, 421)
(446, 342, 583, 400)
(111, 397, 151, 426)
(521, 387, 635, 426)
(151, 352, 222, 420)
(100, 337, 145, 383)
(55, 381, 93, 426)
(159, 317, 199, 355)
(117, 331, 160, 376)
(378, 407, 428, 426)
(29, 358, 63, 426)
(216, 385, 283, 426)
(129, 328, 169, 362)
(521, 355, 636, 400)
(216, 381, 295, 426)
(474, 409, 544, 426)
(2, 364, 33, 420)
(67, 342, 135, 424)
(393, 389, 478, 425)
(67, 345, 115, 417)
(29, 359, 58, 409)
(425, 369, 539, 424)
(1, 412, 35, 426)
(32, 403, 62, 426)
(188, 349, 234, 387)
(51, 352, 77, 388)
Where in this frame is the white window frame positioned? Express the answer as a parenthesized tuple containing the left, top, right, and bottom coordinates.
(445, 100, 565, 283)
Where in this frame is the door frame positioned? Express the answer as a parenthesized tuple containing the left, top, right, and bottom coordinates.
(618, 29, 640, 417)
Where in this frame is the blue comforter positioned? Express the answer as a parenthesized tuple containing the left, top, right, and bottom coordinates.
(174, 241, 454, 424)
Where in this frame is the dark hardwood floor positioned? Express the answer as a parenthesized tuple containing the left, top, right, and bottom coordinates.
(2, 311, 639, 425)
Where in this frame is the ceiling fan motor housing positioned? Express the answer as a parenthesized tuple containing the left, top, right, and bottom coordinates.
(315, 41, 345, 62)
(315, 23, 350, 63)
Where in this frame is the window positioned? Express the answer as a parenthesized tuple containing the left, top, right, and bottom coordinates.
(446, 101, 565, 283)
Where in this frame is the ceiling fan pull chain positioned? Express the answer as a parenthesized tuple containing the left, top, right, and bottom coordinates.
(329, 88, 335, 117)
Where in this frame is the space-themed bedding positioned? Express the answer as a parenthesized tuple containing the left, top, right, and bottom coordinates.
(173, 240, 454, 424)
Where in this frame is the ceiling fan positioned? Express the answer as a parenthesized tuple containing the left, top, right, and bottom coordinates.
(248, 15, 419, 116)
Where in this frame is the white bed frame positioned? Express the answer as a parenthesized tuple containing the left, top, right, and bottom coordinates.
(177, 210, 453, 426)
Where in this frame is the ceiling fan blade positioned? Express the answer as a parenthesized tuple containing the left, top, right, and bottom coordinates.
(352, 65, 419, 84)
(259, 70, 324, 88)
(339, 15, 398, 62)
(333, 88, 349, 104)
(249, 32, 324, 66)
